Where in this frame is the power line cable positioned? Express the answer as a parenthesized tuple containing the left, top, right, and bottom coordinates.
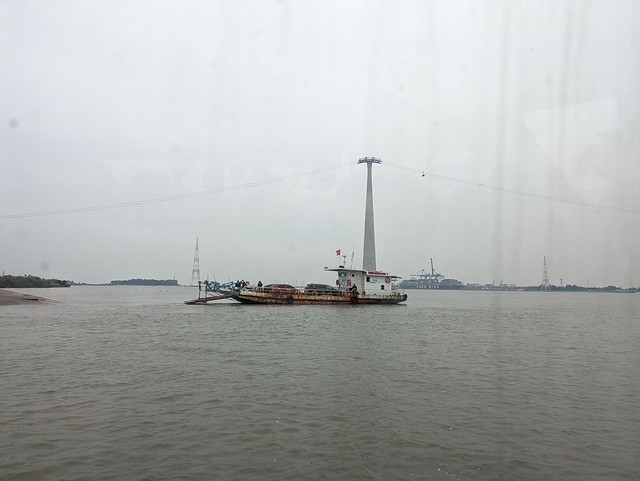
(384, 161, 640, 216)
(0, 161, 353, 220)
(3, 158, 637, 219)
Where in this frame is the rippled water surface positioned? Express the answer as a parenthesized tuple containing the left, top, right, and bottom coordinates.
(1, 286, 639, 480)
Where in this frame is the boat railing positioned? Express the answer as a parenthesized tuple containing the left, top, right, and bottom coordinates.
(243, 286, 300, 294)
(361, 289, 406, 297)
(304, 288, 343, 296)
(237, 285, 405, 298)
(242, 286, 367, 296)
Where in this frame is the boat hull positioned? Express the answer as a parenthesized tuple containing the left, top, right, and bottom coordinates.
(227, 290, 407, 305)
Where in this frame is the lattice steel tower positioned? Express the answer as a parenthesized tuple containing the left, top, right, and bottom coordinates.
(190, 238, 200, 286)
(541, 256, 550, 291)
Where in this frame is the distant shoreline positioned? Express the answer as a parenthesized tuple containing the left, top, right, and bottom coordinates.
(0, 289, 53, 306)
(402, 286, 639, 293)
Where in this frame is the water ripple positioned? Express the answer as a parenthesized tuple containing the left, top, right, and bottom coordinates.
(1, 287, 639, 480)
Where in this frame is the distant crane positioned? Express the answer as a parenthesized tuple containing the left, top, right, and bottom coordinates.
(410, 258, 443, 282)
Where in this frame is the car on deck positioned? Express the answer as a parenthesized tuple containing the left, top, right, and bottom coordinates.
(264, 283, 298, 294)
(303, 283, 339, 295)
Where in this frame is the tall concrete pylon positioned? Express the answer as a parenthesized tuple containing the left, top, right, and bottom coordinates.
(358, 157, 382, 271)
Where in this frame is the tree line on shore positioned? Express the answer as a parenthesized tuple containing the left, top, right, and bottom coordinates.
(110, 279, 178, 286)
(0, 274, 70, 288)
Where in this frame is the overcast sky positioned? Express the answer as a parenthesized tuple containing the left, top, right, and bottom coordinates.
(1, 0, 639, 287)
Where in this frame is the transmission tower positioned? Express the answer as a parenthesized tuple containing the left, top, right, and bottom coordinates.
(541, 256, 550, 291)
(190, 238, 200, 286)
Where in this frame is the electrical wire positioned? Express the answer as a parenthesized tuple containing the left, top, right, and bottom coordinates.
(0, 161, 353, 220)
(2, 158, 637, 219)
(384, 161, 640, 216)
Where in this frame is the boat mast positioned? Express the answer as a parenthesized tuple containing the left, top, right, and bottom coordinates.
(358, 157, 381, 271)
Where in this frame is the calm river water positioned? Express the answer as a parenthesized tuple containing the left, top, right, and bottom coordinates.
(1, 286, 639, 480)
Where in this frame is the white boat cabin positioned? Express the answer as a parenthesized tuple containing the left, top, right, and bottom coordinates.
(325, 267, 400, 296)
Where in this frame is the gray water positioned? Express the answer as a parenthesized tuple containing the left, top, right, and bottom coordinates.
(1, 286, 639, 480)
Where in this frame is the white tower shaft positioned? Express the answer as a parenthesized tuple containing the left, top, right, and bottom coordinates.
(359, 157, 381, 271)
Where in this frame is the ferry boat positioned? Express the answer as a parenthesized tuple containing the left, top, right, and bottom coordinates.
(223, 267, 407, 305)
(185, 157, 407, 306)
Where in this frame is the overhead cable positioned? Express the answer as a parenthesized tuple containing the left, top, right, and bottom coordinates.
(384, 161, 640, 216)
(0, 162, 352, 220)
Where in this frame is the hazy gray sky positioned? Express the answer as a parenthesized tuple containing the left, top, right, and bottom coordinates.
(2, 0, 639, 287)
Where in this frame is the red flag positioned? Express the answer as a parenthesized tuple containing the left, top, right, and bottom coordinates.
(336, 249, 341, 256)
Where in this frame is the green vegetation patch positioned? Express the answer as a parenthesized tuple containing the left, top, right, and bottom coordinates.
(110, 279, 178, 286)
(0, 275, 70, 288)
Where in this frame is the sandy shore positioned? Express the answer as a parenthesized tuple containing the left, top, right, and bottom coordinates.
(0, 289, 52, 305)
